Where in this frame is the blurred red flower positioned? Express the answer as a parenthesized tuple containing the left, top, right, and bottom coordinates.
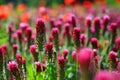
(20, 12, 30, 22)
(64, 0, 76, 5)
(0, 5, 9, 19)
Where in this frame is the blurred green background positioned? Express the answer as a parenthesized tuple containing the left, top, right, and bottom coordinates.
(0, 0, 119, 7)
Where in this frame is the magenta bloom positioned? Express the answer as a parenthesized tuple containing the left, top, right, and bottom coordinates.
(1, 45, 7, 54)
(63, 23, 71, 46)
(103, 15, 110, 27)
(94, 71, 113, 80)
(58, 56, 65, 65)
(8, 23, 14, 33)
(94, 17, 101, 39)
(9, 77, 15, 80)
(91, 37, 98, 49)
(86, 16, 92, 27)
(22, 59, 26, 65)
(115, 37, 120, 49)
(19, 23, 29, 33)
(48, 35, 53, 42)
(73, 27, 80, 49)
(55, 21, 62, 31)
(71, 14, 76, 28)
(110, 23, 117, 32)
(12, 44, 18, 58)
(45, 42, 53, 54)
(7, 61, 19, 76)
(62, 49, 69, 58)
(102, 15, 110, 35)
(26, 27, 32, 38)
(80, 34, 86, 47)
(108, 51, 117, 62)
(36, 18, 45, 34)
(78, 48, 93, 72)
(34, 61, 42, 73)
(16, 54, 22, 63)
(17, 29, 23, 40)
(0, 47, 3, 70)
(45, 42, 53, 60)
(52, 28, 59, 37)
(30, 45, 38, 61)
(51, 28, 59, 51)
(36, 18, 46, 52)
(94, 17, 101, 28)
(30, 45, 37, 54)
(71, 51, 77, 60)
(50, 18, 56, 28)
(12, 44, 18, 52)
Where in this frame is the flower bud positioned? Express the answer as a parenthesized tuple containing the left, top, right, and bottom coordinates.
(45, 42, 53, 54)
(1, 45, 7, 55)
(17, 29, 22, 39)
(9, 77, 15, 80)
(30, 45, 36, 54)
(50, 18, 55, 29)
(80, 34, 86, 47)
(34, 62, 42, 73)
(19, 23, 29, 33)
(12, 44, 18, 59)
(16, 54, 22, 63)
(36, 18, 46, 52)
(48, 35, 53, 42)
(94, 17, 101, 39)
(7, 61, 20, 78)
(58, 56, 66, 80)
(17, 30, 23, 51)
(30, 45, 38, 61)
(86, 16, 92, 27)
(102, 15, 110, 35)
(71, 51, 76, 60)
(62, 49, 69, 58)
(94, 71, 113, 80)
(45, 42, 53, 60)
(0, 47, 3, 75)
(52, 28, 59, 51)
(108, 51, 118, 69)
(108, 51, 117, 63)
(12, 33, 17, 44)
(110, 23, 117, 32)
(71, 14, 76, 28)
(115, 37, 120, 49)
(103, 15, 110, 27)
(55, 21, 62, 32)
(73, 27, 80, 49)
(78, 48, 93, 72)
(26, 27, 32, 38)
(64, 23, 71, 46)
(91, 37, 98, 49)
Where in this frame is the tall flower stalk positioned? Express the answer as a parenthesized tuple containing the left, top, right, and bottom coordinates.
(17, 30, 23, 53)
(52, 28, 59, 51)
(86, 16, 92, 46)
(94, 17, 101, 39)
(36, 18, 46, 52)
(7, 61, 21, 80)
(26, 27, 32, 51)
(63, 23, 71, 47)
(58, 56, 66, 80)
(73, 27, 80, 49)
(0, 47, 3, 79)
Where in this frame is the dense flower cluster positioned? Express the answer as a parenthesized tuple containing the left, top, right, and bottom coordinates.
(1, 2, 120, 80)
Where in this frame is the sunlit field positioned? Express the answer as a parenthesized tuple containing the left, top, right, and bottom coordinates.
(0, 0, 120, 80)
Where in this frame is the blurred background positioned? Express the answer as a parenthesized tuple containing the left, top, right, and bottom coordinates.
(0, 0, 119, 7)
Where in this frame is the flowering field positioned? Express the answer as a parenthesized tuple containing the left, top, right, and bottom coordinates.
(1, 1, 120, 80)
